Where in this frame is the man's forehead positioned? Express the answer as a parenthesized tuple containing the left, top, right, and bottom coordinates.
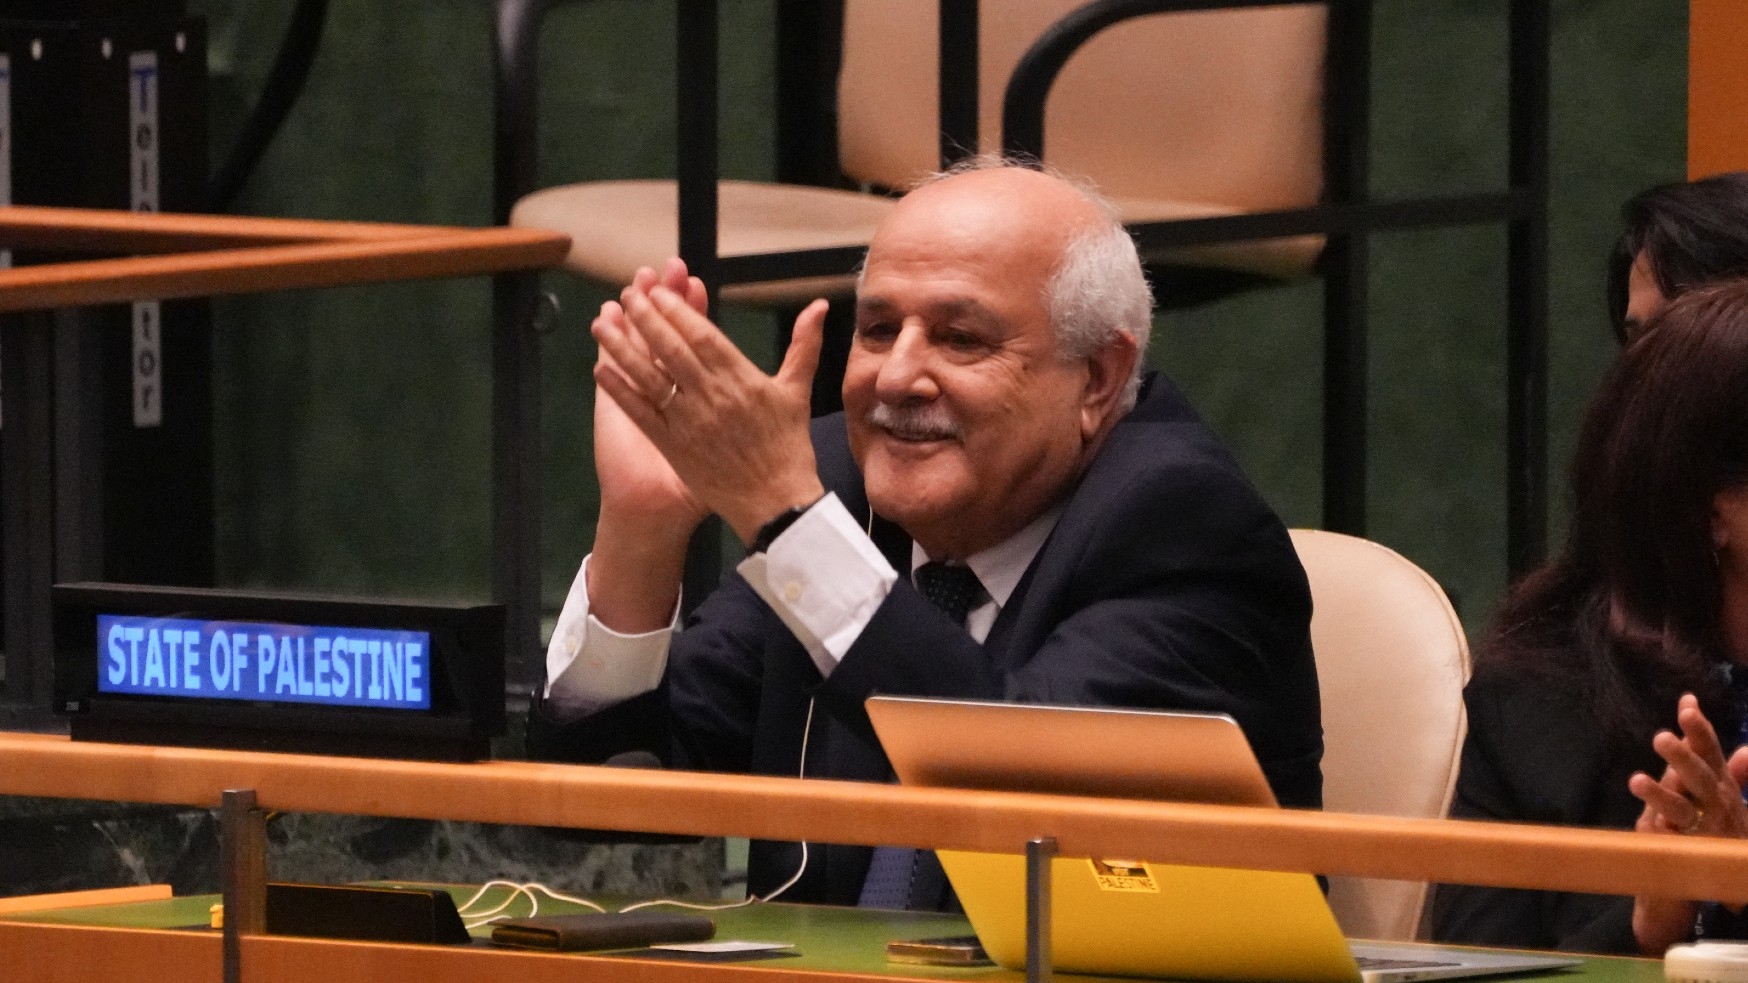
(854, 291, 1007, 324)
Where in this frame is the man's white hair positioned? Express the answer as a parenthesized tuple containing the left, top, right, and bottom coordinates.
(905, 155, 1155, 409)
(1047, 222, 1154, 408)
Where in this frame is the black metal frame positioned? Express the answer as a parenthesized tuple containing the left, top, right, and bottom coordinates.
(1001, 0, 1549, 570)
(491, 0, 550, 695)
(0, 313, 56, 716)
(673, 0, 983, 293)
(491, 0, 1551, 688)
(0, 13, 214, 719)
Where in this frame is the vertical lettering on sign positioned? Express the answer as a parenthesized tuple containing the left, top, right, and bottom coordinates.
(129, 51, 161, 428)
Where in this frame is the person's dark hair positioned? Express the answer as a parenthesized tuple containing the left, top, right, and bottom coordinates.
(1484, 279, 1748, 746)
(1607, 172, 1748, 342)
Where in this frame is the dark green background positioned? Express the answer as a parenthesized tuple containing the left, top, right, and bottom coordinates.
(195, 0, 1686, 640)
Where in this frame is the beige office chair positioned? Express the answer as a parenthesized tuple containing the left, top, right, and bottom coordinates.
(511, 1, 1326, 304)
(1289, 528, 1470, 942)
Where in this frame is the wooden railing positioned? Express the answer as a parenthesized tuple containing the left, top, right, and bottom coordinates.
(5, 731, 1747, 905)
(0, 205, 569, 313)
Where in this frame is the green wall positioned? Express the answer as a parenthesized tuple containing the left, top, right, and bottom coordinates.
(197, 0, 1686, 642)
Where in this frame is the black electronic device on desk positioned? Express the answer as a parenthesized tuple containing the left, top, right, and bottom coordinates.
(51, 582, 504, 761)
(266, 883, 473, 945)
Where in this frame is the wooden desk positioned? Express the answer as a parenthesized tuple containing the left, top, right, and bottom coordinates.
(0, 889, 1666, 983)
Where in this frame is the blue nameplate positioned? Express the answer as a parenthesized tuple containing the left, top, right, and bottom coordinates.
(96, 615, 432, 711)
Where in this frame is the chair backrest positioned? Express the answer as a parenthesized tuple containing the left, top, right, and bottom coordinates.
(836, 1, 1325, 210)
(1289, 528, 1470, 942)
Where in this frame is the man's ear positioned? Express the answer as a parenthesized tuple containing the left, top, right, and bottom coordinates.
(1080, 331, 1140, 442)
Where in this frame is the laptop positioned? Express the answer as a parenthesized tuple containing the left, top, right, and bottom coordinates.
(865, 696, 1580, 983)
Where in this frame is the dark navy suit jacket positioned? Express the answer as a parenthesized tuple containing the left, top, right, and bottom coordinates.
(529, 371, 1322, 904)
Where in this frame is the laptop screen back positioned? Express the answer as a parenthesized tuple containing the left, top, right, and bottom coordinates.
(865, 696, 1361, 983)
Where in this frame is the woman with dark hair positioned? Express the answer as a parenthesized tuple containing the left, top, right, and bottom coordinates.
(1607, 171, 1748, 341)
(1430, 280, 1748, 953)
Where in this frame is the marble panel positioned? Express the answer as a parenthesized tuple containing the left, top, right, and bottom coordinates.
(0, 798, 722, 905)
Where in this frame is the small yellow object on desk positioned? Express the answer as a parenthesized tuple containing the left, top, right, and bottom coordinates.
(210, 903, 223, 930)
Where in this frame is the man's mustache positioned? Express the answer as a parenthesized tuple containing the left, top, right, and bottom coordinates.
(867, 401, 964, 442)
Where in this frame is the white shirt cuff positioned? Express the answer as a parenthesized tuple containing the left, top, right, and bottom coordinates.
(738, 492, 898, 678)
(542, 554, 676, 720)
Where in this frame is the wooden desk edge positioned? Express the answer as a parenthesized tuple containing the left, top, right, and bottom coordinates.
(0, 904, 1660, 983)
(0, 884, 172, 916)
(0, 915, 1012, 983)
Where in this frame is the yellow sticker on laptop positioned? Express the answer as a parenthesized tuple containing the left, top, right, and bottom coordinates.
(1089, 858, 1159, 893)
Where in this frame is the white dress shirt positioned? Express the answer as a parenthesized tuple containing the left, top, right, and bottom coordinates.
(543, 492, 1059, 720)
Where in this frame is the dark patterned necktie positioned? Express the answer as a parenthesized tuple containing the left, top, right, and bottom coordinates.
(858, 562, 984, 911)
(914, 562, 984, 625)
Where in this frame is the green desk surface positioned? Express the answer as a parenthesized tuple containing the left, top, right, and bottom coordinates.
(0, 884, 1668, 983)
